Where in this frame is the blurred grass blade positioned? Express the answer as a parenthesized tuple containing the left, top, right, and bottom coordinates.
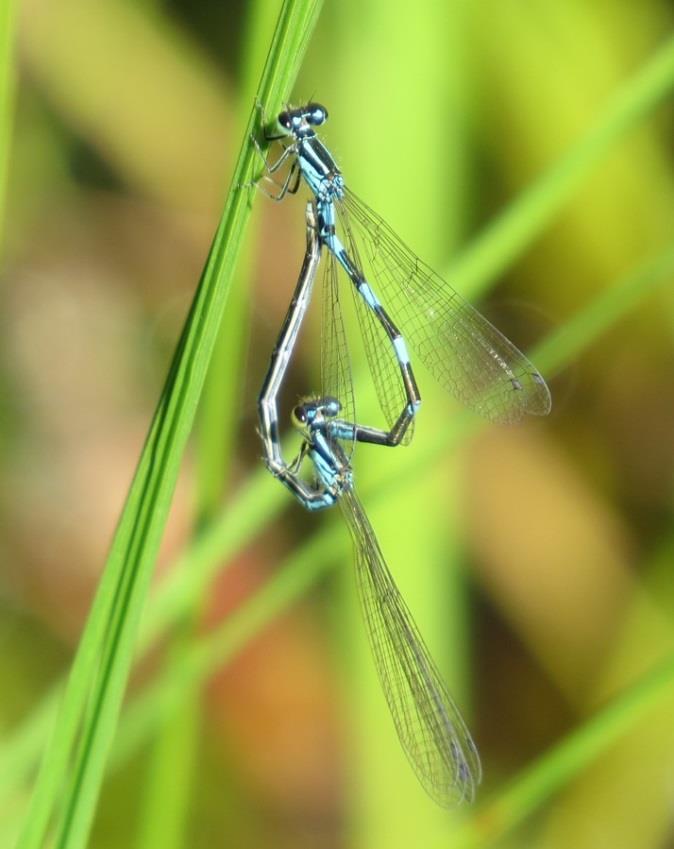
(133, 629, 200, 849)
(14, 2, 324, 849)
(0, 0, 17, 244)
(450, 652, 674, 849)
(533, 244, 674, 373)
(449, 30, 674, 300)
(111, 560, 674, 848)
(329, 0, 471, 837)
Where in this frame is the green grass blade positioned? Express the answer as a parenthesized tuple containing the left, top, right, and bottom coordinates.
(533, 244, 674, 374)
(133, 628, 201, 849)
(14, 3, 324, 848)
(449, 652, 674, 849)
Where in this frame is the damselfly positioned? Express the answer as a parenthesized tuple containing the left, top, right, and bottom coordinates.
(257, 102, 551, 450)
(278, 392, 481, 806)
(257, 205, 481, 806)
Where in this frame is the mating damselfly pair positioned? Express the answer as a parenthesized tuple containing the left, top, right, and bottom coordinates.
(254, 103, 551, 806)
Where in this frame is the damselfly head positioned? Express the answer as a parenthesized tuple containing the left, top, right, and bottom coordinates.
(318, 395, 341, 417)
(276, 103, 328, 138)
(291, 395, 341, 431)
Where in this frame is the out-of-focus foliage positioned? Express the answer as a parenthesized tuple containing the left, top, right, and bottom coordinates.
(2, 2, 674, 848)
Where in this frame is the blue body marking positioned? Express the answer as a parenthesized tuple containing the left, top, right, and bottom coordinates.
(392, 335, 410, 363)
(356, 281, 379, 310)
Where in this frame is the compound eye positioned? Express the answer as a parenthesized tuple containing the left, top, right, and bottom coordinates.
(307, 103, 328, 126)
(292, 405, 307, 424)
(324, 397, 341, 417)
(277, 110, 292, 131)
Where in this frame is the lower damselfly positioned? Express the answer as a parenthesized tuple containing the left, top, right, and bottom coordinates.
(289, 394, 481, 805)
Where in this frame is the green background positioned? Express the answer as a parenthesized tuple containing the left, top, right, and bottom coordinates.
(2, 1, 674, 847)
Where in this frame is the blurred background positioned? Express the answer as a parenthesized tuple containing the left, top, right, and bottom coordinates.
(2, 1, 674, 847)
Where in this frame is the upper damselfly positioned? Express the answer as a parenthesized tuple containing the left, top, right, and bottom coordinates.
(257, 102, 551, 450)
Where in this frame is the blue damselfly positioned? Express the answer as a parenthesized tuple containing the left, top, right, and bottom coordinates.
(257, 102, 551, 452)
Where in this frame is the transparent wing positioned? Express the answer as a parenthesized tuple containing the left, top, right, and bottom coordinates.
(340, 488, 481, 806)
(320, 248, 356, 456)
(339, 204, 414, 444)
(339, 190, 551, 424)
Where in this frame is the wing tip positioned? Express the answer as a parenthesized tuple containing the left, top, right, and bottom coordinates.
(417, 737, 483, 808)
(474, 368, 552, 423)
